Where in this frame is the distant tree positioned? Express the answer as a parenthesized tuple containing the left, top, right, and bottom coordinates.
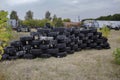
(10, 10, 18, 20)
(63, 18, 71, 22)
(52, 14, 57, 22)
(45, 11, 51, 20)
(54, 17, 63, 27)
(96, 14, 120, 21)
(25, 10, 33, 20)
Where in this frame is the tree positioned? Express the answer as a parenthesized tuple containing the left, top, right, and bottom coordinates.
(54, 17, 63, 27)
(45, 11, 51, 20)
(25, 10, 33, 20)
(10, 10, 19, 20)
(0, 10, 12, 59)
(63, 18, 71, 22)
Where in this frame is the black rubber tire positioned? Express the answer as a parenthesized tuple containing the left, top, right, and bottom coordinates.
(10, 41, 22, 47)
(40, 54, 51, 58)
(56, 35, 66, 43)
(23, 54, 35, 59)
(54, 52, 67, 58)
(49, 40, 57, 48)
(30, 49, 42, 57)
(48, 32, 59, 39)
(31, 40, 41, 49)
(20, 36, 33, 42)
(40, 44, 49, 50)
(72, 44, 78, 51)
(23, 45, 31, 52)
(16, 51, 26, 58)
(1, 54, 9, 60)
(40, 40, 50, 45)
(95, 46, 102, 50)
(57, 43, 66, 49)
(80, 43, 87, 49)
(47, 48, 59, 55)
(66, 47, 71, 53)
(4, 46, 16, 56)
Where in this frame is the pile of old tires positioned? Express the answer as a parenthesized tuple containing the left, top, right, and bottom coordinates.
(1, 27, 110, 60)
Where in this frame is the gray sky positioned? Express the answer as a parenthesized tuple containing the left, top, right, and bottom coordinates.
(0, 0, 120, 21)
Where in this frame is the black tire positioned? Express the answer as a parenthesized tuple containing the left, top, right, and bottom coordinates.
(30, 49, 42, 57)
(48, 32, 59, 39)
(23, 54, 35, 59)
(56, 35, 66, 43)
(40, 54, 51, 58)
(47, 48, 59, 55)
(80, 43, 87, 49)
(20, 36, 33, 42)
(40, 40, 50, 45)
(54, 52, 67, 58)
(40, 44, 49, 50)
(16, 51, 26, 58)
(10, 41, 22, 47)
(23, 45, 31, 51)
(95, 46, 102, 50)
(31, 40, 41, 49)
(66, 47, 71, 53)
(89, 43, 97, 48)
(57, 43, 66, 49)
(49, 40, 57, 48)
(4, 46, 16, 56)
(72, 44, 78, 51)
(1, 54, 9, 60)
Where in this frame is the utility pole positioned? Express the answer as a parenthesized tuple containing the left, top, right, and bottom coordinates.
(78, 16, 80, 22)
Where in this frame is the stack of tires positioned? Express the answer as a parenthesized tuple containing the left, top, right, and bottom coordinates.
(1, 27, 110, 60)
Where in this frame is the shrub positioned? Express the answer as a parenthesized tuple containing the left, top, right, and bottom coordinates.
(113, 48, 120, 64)
(99, 25, 110, 38)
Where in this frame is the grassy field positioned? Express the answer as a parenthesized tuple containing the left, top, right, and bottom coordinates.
(0, 30, 120, 80)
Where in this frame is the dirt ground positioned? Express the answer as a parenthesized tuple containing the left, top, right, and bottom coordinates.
(0, 30, 120, 80)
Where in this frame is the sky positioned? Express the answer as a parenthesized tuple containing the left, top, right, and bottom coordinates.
(0, 0, 120, 21)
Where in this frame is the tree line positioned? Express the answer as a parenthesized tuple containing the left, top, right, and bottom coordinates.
(10, 10, 71, 27)
(83, 13, 120, 21)
(96, 14, 120, 21)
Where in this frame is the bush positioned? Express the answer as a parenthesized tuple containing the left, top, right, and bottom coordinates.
(99, 25, 110, 38)
(113, 48, 120, 64)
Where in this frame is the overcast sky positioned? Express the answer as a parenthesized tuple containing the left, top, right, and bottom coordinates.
(0, 0, 120, 21)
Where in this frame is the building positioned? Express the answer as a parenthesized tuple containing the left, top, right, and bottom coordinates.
(8, 19, 18, 29)
(63, 22, 81, 28)
(83, 20, 120, 28)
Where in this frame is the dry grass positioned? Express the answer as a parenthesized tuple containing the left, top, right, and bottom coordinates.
(0, 30, 120, 80)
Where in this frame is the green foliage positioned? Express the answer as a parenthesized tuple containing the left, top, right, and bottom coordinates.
(99, 25, 110, 38)
(0, 10, 12, 59)
(53, 17, 63, 27)
(96, 14, 120, 21)
(0, 10, 8, 24)
(113, 48, 120, 64)
(25, 10, 33, 20)
(63, 18, 71, 22)
(21, 19, 53, 27)
(10, 10, 19, 20)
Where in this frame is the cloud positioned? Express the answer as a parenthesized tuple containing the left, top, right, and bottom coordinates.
(0, 0, 120, 21)
(6, 0, 39, 6)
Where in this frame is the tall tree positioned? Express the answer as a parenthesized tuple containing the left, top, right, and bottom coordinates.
(10, 10, 18, 20)
(45, 11, 51, 20)
(52, 14, 57, 22)
(25, 10, 33, 20)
